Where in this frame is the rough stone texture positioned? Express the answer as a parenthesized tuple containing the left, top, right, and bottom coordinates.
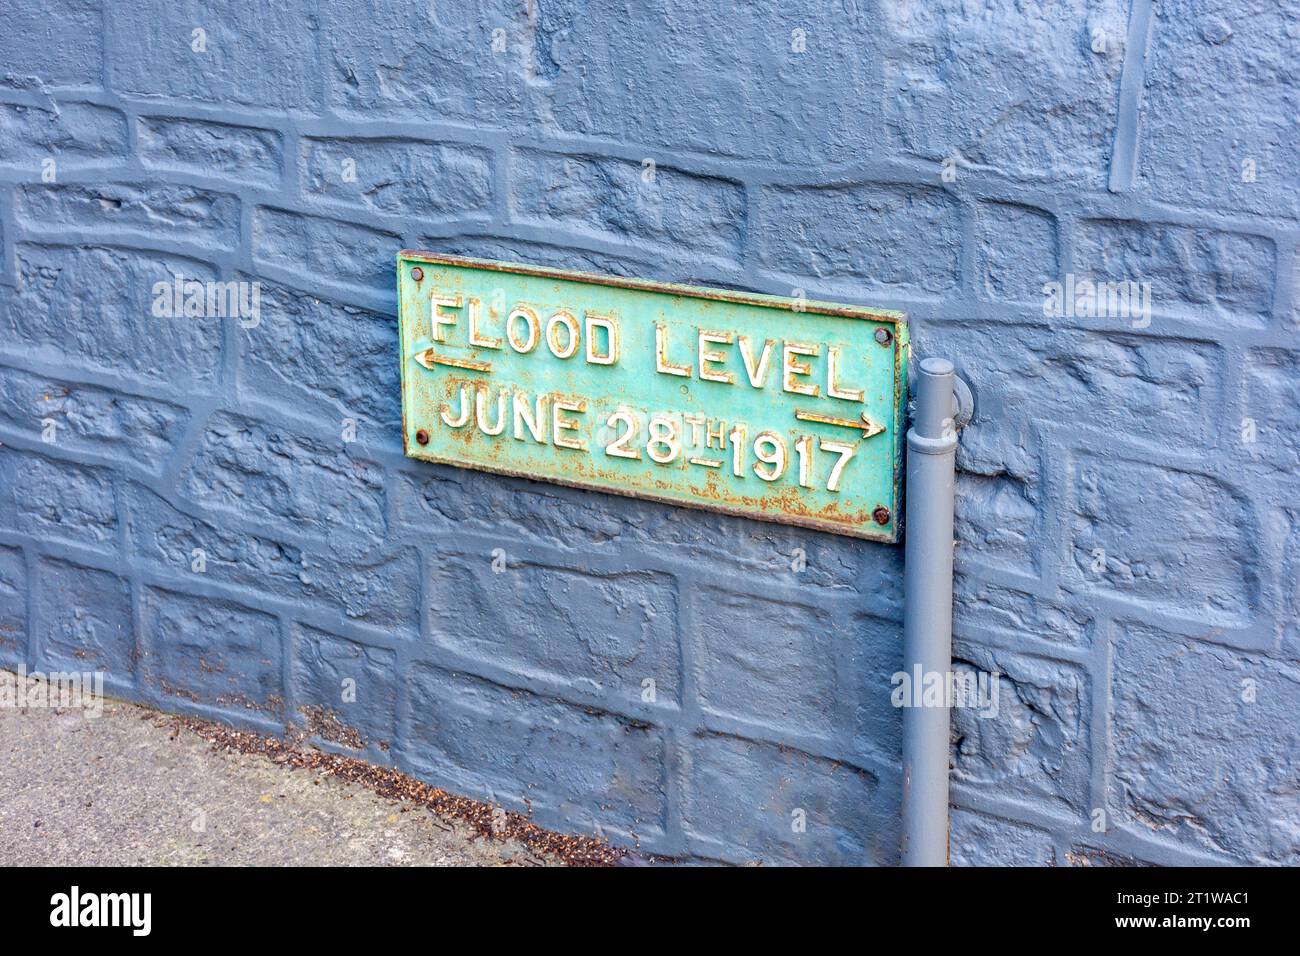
(428, 553, 680, 705)
(950, 647, 1091, 816)
(124, 483, 419, 634)
(302, 137, 493, 219)
(239, 279, 401, 430)
(1281, 512, 1300, 663)
(693, 584, 841, 738)
(686, 733, 884, 865)
(252, 206, 400, 291)
(137, 117, 283, 187)
(0, 102, 127, 165)
(107, 1, 321, 110)
(292, 624, 399, 751)
(403, 665, 668, 841)
(0, 449, 118, 550)
(1243, 349, 1300, 472)
(759, 182, 961, 293)
(1073, 219, 1275, 326)
(950, 810, 1057, 867)
(937, 323, 1223, 455)
(178, 411, 387, 544)
(1111, 624, 1300, 864)
(882, 0, 1128, 187)
(1067, 455, 1256, 628)
(34, 559, 133, 678)
(0, 366, 188, 470)
(0, 0, 1295, 866)
(16, 183, 240, 248)
(2, 245, 222, 386)
(954, 580, 1092, 651)
(510, 151, 745, 262)
(976, 203, 1060, 303)
(1135, 0, 1300, 222)
(324, 0, 538, 126)
(0, 0, 103, 90)
(0, 547, 27, 669)
(141, 587, 282, 712)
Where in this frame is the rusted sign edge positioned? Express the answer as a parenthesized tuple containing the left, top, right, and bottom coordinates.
(396, 251, 910, 544)
(398, 251, 907, 326)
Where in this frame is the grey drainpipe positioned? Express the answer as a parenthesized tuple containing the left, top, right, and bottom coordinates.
(901, 357, 972, 866)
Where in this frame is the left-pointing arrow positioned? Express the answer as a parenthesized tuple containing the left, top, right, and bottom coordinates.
(414, 347, 492, 373)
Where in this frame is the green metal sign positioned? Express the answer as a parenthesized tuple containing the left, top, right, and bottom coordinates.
(397, 253, 908, 542)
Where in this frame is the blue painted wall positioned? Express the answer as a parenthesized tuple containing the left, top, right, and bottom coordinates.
(0, 0, 1296, 865)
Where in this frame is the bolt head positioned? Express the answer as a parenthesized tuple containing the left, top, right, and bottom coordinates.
(411, 267, 424, 281)
(872, 506, 891, 526)
(874, 328, 892, 346)
(415, 429, 430, 446)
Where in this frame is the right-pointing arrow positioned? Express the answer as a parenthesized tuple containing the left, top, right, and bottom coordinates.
(794, 408, 886, 439)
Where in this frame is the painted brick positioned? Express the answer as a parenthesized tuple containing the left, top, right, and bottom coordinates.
(141, 586, 281, 712)
(1111, 623, 1300, 863)
(510, 151, 745, 261)
(108, 1, 320, 109)
(882, 0, 1128, 186)
(137, 116, 283, 187)
(16, 183, 239, 248)
(0, 545, 27, 668)
(291, 624, 398, 749)
(955, 468, 1041, 578)
(1064, 845, 1150, 867)
(0, 0, 103, 88)
(301, 137, 493, 218)
(685, 734, 880, 865)
(955, 580, 1092, 649)
(1066, 455, 1256, 627)
(1074, 220, 1276, 326)
(1136, 0, 1299, 221)
(403, 665, 667, 837)
(0, 0, 1293, 867)
(428, 552, 679, 706)
(126, 483, 418, 633)
(931, 322, 1224, 453)
(539, 2, 881, 165)
(1287, 248, 1300, 331)
(35, 558, 133, 676)
(0, 367, 188, 471)
(0, 449, 117, 551)
(850, 613, 905, 763)
(429, 237, 654, 281)
(951, 810, 1057, 867)
(252, 206, 400, 291)
(949, 647, 1090, 815)
(758, 183, 961, 293)
(1282, 511, 1300, 663)
(392, 469, 627, 551)
(3, 245, 222, 387)
(323, 0, 538, 125)
(692, 584, 840, 738)
(239, 279, 400, 429)
(0, 101, 127, 165)
(394, 464, 905, 608)
(719, 525, 901, 599)
(977, 203, 1060, 303)
(621, 502, 904, 606)
(1243, 349, 1300, 471)
(178, 411, 386, 544)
